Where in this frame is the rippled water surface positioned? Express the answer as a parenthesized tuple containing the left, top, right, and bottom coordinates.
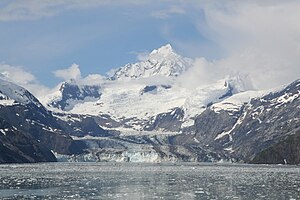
(0, 162, 299, 199)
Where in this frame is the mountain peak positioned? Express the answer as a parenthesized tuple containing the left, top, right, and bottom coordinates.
(0, 78, 42, 107)
(46, 81, 102, 111)
(150, 44, 174, 57)
(109, 44, 193, 81)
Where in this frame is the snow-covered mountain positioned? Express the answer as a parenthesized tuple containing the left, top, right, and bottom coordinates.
(45, 80, 101, 111)
(57, 78, 299, 163)
(44, 45, 254, 132)
(0, 78, 42, 107)
(0, 78, 97, 163)
(1, 44, 299, 164)
(45, 76, 252, 132)
(109, 44, 193, 80)
(191, 79, 300, 164)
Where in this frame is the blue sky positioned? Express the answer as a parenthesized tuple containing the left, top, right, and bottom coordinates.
(0, 1, 220, 86)
(0, 0, 300, 93)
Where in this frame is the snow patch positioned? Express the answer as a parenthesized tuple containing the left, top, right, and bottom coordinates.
(214, 110, 247, 141)
(0, 129, 6, 136)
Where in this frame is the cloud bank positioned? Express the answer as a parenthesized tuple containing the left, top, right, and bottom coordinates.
(191, 0, 300, 89)
(0, 64, 35, 84)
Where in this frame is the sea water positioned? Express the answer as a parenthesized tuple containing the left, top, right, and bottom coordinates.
(0, 162, 299, 199)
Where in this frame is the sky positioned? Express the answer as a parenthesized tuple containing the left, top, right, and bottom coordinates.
(0, 0, 300, 96)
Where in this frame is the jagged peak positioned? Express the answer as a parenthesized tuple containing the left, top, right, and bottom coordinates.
(59, 80, 77, 91)
(109, 44, 193, 81)
(149, 44, 175, 57)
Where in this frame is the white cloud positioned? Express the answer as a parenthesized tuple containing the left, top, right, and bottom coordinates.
(53, 63, 105, 85)
(0, 63, 51, 97)
(0, 63, 35, 84)
(53, 64, 81, 81)
(79, 74, 105, 86)
(0, 63, 105, 98)
(191, 0, 300, 89)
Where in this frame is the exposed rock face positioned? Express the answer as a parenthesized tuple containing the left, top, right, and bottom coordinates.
(0, 102, 85, 156)
(54, 113, 110, 137)
(144, 108, 184, 132)
(229, 80, 300, 162)
(0, 78, 89, 163)
(0, 118, 56, 164)
(250, 130, 300, 164)
(49, 82, 101, 111)
(140, 85, 172, 95)
(189, 79, 300, 163)
(193, 109, 241, 148)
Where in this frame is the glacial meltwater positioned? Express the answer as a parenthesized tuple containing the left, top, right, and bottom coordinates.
(0, 163, 299, 200)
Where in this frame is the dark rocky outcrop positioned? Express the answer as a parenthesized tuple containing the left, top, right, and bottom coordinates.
(54, 113, 110, 137)
(0, 103, 86, 155)
(144, 107, 184, 132)
(188, 79, 300, 164)
(0, 118, 56, 163)
(49, 81, 101, 110)
(251, 130, 300, 165)
(0, 79, 90, 163)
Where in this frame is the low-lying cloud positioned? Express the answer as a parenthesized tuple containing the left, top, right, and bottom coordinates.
(0, 64, 36, 84)
(53, 64, 105, 86)
(53, 64, 81, 81)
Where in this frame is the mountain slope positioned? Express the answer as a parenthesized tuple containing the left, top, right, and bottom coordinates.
(54, 79, 300, 164)
(189, 79, 300, 163)
(250, 129, 300, 164)
(0, 78, 89, 163)
(0, 78, 42, 107)
(45, 81, 101, 111)
(0, 117, 56, 163)
(46, 75, 252, 133)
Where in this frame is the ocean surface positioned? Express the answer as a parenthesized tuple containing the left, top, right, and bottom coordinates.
(0, 162, 299, 199)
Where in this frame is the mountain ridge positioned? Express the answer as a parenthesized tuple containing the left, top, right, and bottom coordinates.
(0, 45, 299, 164)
